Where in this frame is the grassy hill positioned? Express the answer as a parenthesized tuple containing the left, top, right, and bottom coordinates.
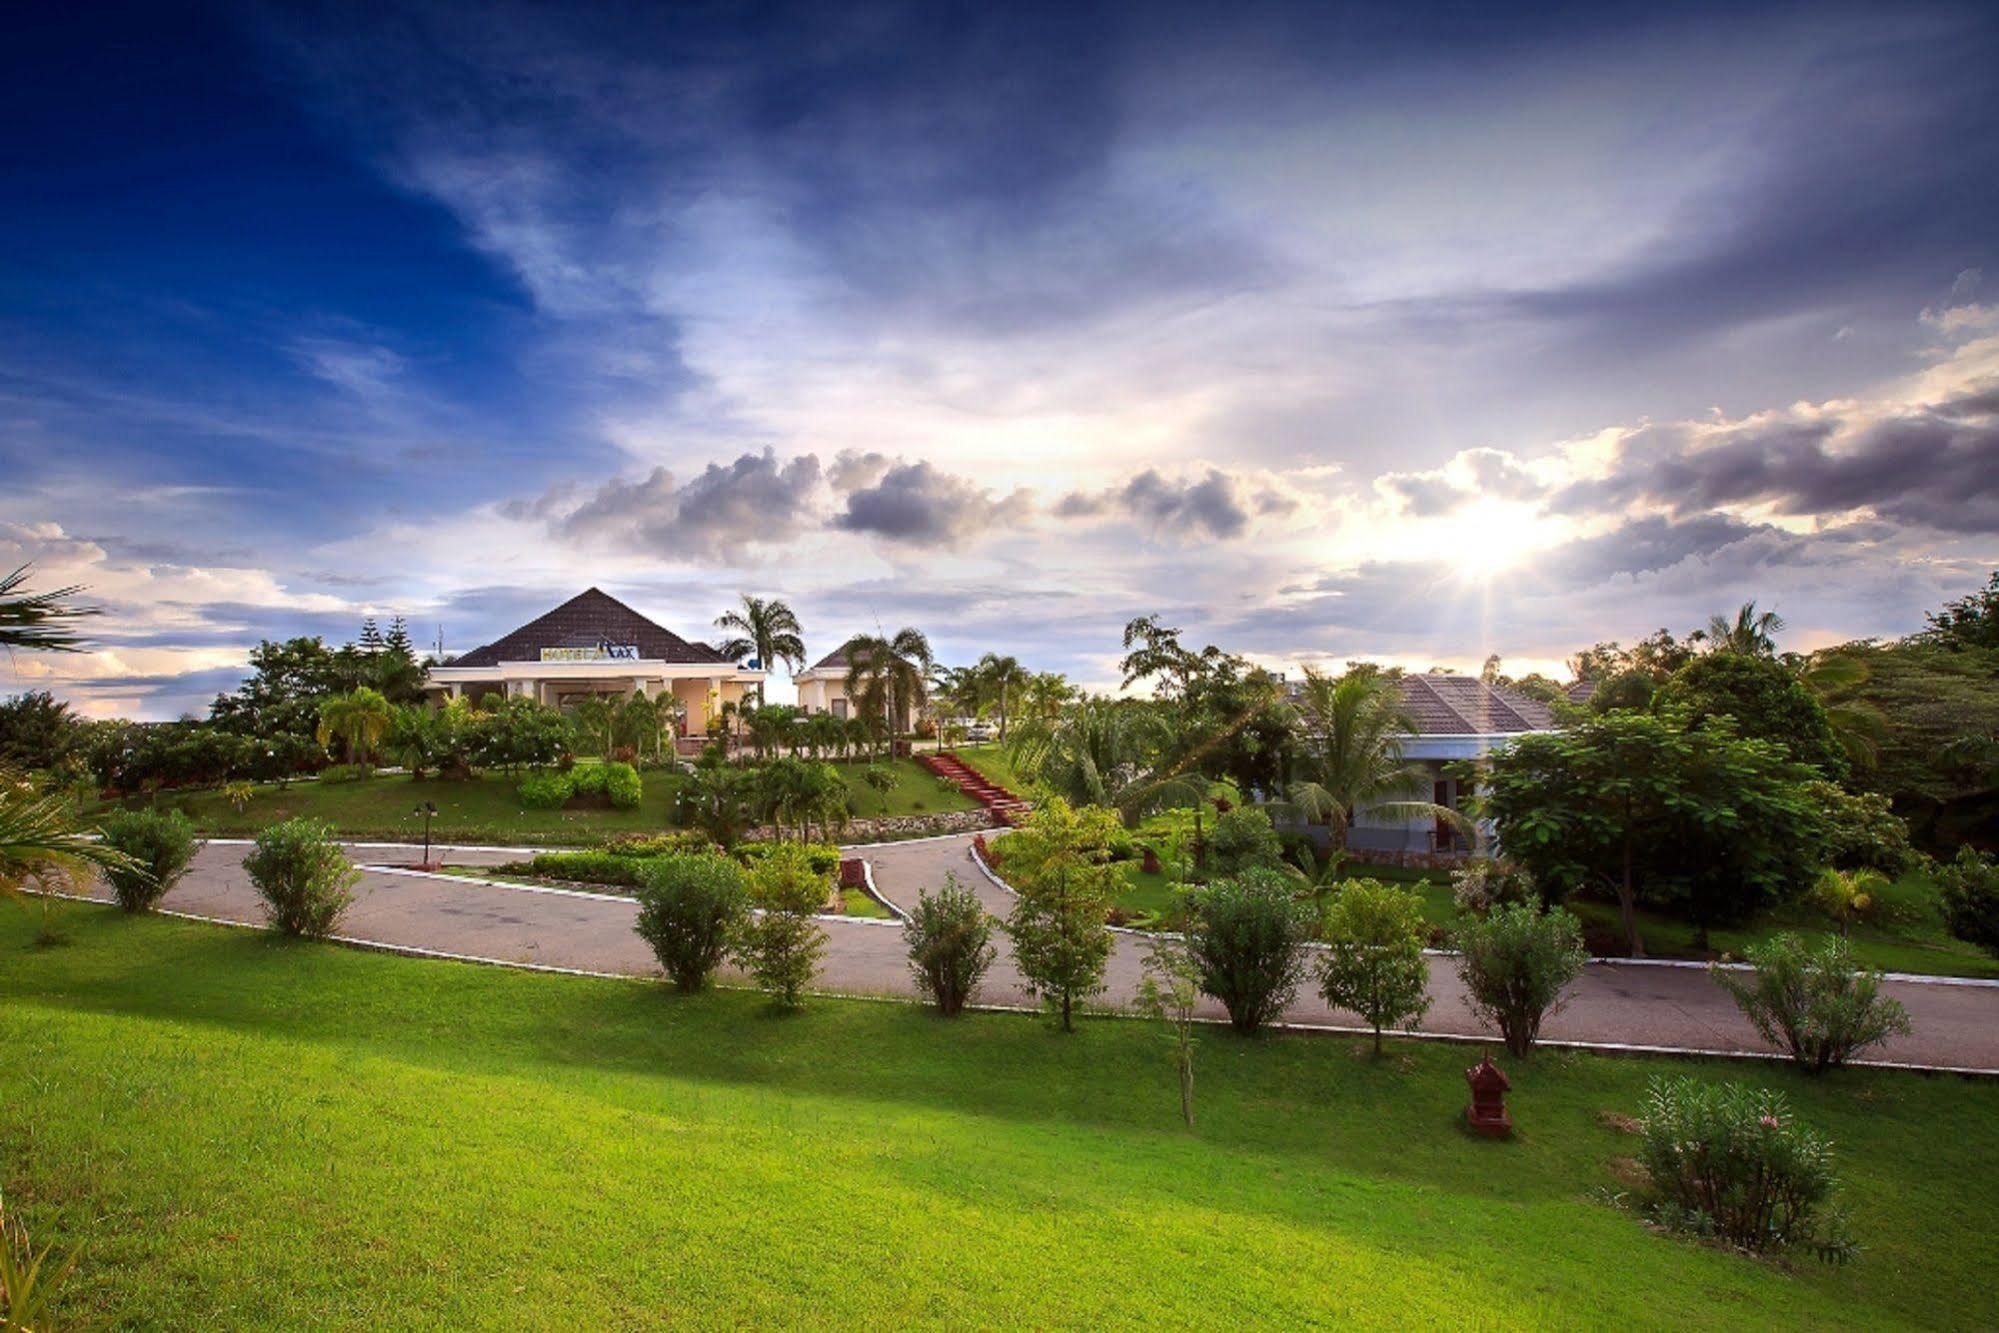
(3, 907, 1994, 1328)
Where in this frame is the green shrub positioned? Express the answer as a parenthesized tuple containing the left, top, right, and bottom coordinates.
(903, 874, 995, 1016)
(1937, 846, 1999, 956)
(1208, 805, 1286, 877)
(1638, 1076, 1851, 1261)
(1449, 857, 1537, 916)
(517, 770, 573, 809)
(242, 817, 358, 937)
(569, 763, 609, 798)
(1450, 903, 1587, 1057)
(1319, 878, 1432, 1055)
(1807, 780, 1917, 875)
(732, 842, 830, 1009)
(97, 808, 198, 912)
(605, 831, 712, 858)
(1713, 934, 1912, 1072)
(1180, 867, 1313, 1033)
(317, 763, 372, 784)
(735, 841, 841, 876)
(602, 761, 642, 809)
(634, 852, 749, 992)
(526, 850, 647, 888)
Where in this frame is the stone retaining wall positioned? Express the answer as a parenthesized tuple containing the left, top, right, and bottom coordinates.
(742, 808, 998, 845)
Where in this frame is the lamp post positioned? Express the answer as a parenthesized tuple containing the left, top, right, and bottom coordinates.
(413, 801, 438, 869)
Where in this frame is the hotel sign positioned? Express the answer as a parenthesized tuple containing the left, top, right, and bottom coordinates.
(540, 642, 641, 662)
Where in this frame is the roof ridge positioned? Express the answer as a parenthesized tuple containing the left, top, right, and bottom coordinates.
(1405, 673, 1478, 733)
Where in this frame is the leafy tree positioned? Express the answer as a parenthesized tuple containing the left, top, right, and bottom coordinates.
(1451, 903, 1587, 1057)
(1319, 878, 1432, 1055)
(731, 842, 830, 1009)
(0, 565, 97, 653)
(1920, 569, 1999, 651)
(902, 874, 996, 1015)
(1713, 934, 1911, 1072)
(1478, 709, 1823, 955)
(862, 762, 897, 813)
(634, 852, 749, 991)
(316, 687, 394, 766)
(843, 628, 934, 752)
(1936, 847, 1999, 956)
(1207, 804, 1286, 877)
(1181, 867, 1312, 1033)
(572, 695, 617, 756)
(1002, 799, 1121, 1030)
(1286, 667, 1468, 859)
(1567, 628, 1695, 684)
(714, 596, 807, 704)
(1654, 651, 1846, 776)
(0, 691, 82, 770)
(210, 636, 366, 741)
(1694, 601, 1786, 656)
(1135, 935, 1202, 1127)
(1005, 696, 1204, 826)
(1807, 779, 1917, 874)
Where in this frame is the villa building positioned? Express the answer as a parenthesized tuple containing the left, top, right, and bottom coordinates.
(423, 588, 763, 739)
(790, 644, 854, 720)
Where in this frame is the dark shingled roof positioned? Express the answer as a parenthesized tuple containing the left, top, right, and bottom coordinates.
(1397, 675, 1555, 735)
(450, 588, 733, 669)
(806, 641, 856, 672)
(1565, 678, 1598, 705)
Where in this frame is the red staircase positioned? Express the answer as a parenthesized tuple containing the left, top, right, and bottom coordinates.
(920, 750, 1032, 826)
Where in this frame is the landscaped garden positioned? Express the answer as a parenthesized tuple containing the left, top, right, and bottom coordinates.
(1, 908, 1993, 1327)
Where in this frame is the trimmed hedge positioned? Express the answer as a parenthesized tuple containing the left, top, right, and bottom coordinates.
(509, 840, 842, 891)
(516, 761, 643, 811)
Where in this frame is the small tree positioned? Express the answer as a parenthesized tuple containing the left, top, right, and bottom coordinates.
(1807, 867, 1888, 938)
(1319, 878, 1432, 1055)
(862, 763, 897, 813)
(731, 842, 829, 1010)
(1712, 934, 1911, 1072)
(1135, 936, 1202, 1128)
(1937, 846, 1999, 957)
(903, 874, 995, 1015)
(1002, 799, 1120, 1031)
(97, 807, 197, 913)
(1207, 805, 1286, 877)
(1451, 903, 1587, 1057)
(242, 817, 358, 937)
(634, 853, 749, 992)
(1181, 867, 1312, 1034)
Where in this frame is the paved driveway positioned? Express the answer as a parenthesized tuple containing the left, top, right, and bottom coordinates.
(111, 834, 1999, 1073)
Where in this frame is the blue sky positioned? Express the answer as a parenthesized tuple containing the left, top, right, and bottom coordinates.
(5, 0, 1997, 717)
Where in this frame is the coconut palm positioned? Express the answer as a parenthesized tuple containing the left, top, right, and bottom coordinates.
(0, 565, 98, 654)
(1006, 696, 1206, 827)
(1696, 601, 1786, 656)
(1792, 648, 1886, 770)
(843, 628, 934, 756)
(316, 687, 394, 766)
(1284, 667, 1470, 857)
(0, 770, 140, 902)
(976, 653, 1029, 743)
(1018, 672, 1077, 727)
(714, 596, 807, 704)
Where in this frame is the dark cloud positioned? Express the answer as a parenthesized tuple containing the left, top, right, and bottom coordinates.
(1560, 390, 1999, 534)
(1057, 467, 1295, 540)
(553, 449, 824, 557)
(834, 460, 1031, 546)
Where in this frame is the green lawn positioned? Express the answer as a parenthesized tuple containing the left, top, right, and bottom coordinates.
(4, 909, 1995, 1329)
(97, 757, 973, 846)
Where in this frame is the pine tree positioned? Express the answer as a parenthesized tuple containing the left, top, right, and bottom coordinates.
(383, 616, 414, 659)
(358, 617, 385, 656)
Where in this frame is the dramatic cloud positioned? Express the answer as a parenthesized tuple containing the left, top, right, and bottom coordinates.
(1056, 467, 1298, 541)
(546, 450, 824, 560)
(1380, 448, 1545, 516)
(834, 460, 1032, 546)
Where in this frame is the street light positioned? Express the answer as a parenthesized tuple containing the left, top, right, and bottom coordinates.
(413, 801, 438, 868)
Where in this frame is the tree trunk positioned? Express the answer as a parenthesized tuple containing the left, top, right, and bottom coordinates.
(1620, 832, 1645, 959)
(1178, 1051, 1195, 1127)
(1060, 989, 1073, 1032)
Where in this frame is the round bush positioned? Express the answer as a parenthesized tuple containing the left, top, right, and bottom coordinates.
(242, 817, 359, 937)
(1182, 867, 1313, 1033)
(903, 875, 995, 1015)
(1938, 846, 1999, 957)
(1450, 903, 1587, 1057)
(602, 761, 642, 810)
(634, 852, 748, 992)
(517, 770, 573, 809)
(97, 807, 199, 912)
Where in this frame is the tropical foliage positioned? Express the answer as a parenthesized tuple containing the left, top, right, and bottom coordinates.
(1179, 866, 1313, 1033)
(1450, 903, 1588, 1057)
(1286, 666, 1466, 857)
(1319, 878, 1432, 1054)
(1712, 934, 1912, 1073)
(1002, 799, 1121, 1030)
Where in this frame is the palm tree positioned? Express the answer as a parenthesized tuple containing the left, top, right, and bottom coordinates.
(1284, 668, 1470, 859)
(0, 566, 99, 654)
(843, 628, 934, 756)
(1018, 672, 1076, 727)
(1696, 601, 1785, 656)
(0, 770, 139, 903)
(976, 653, 1028, 743)
(714, 596, 807, 704)
(316, 687, 394, 766)
(1006, 696, 1206, 828)
(572, 695, 616, 756)
(1792, 648, 1886, 770)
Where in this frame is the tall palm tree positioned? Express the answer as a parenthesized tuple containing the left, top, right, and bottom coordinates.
(976, 653, 1028, 743)
(1284, 668, 1470, 859)
(1, 770, 138, 902)
(316, 687, 394, 766)
(1006, 696, 1206, 827)
(843, 628, 934, 756)
(1697, 601, 1785, 656)
(1793, 648, 1886, 770)
(714, 596, 807, 704)
(0, 565, 98, 654)
(1018, 672, 1076, 727)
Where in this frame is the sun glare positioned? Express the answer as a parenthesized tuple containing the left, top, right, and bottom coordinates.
(1443, 500, 1548, 580)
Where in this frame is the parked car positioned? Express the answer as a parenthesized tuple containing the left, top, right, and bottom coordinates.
(963, 722, 995, 743)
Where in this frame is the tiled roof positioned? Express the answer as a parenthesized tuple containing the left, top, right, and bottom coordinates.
(805, 642, 854, 673)
(449, 588, 732, 669)
(1565, 678, 1598, 704)
(1396, 674, 1555, 735)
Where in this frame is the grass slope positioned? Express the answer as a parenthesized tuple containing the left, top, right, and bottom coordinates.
(99, 758, 974, 846)
(4, 910, 1995, 1329)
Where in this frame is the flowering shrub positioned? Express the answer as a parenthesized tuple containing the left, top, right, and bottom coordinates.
(1937, 846, 1999, 957)
(1449, 857, 1538, 916)
(1638, 1076, 1852, 1261)
(1712, 934, 1911, 1072)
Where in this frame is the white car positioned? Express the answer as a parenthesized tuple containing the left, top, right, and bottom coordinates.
(962, 721, 995, 743)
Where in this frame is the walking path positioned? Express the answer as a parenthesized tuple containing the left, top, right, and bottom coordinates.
(91, 833, 1999, 1073)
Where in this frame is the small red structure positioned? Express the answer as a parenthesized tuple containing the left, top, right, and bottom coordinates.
(838, 858, 866, 889)
(1464, 1055, 1513, 1137)
(1141, 846, 1162, 874)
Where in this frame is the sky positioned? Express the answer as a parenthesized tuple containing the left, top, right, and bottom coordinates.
(4, 0, 1997, 719)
